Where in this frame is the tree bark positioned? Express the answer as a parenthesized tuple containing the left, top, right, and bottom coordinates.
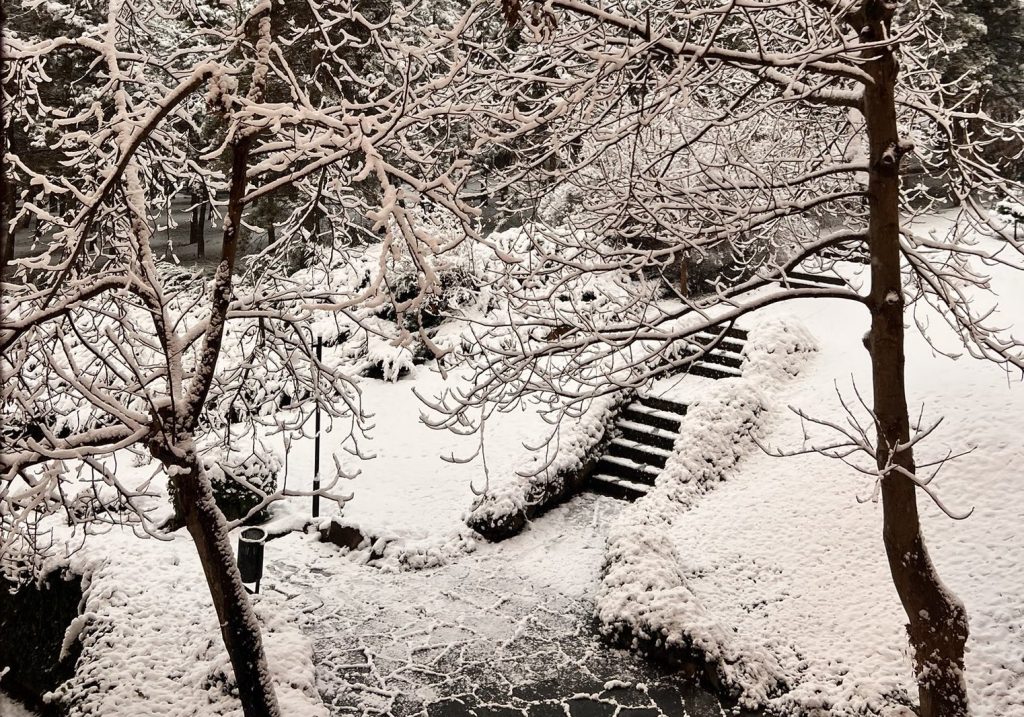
(1, 121, 15, 273)
(190, 195, 207, 260)
(162, 444, 282, 717)
(860, 5, 969, 716)
(190, 192, 202, 246)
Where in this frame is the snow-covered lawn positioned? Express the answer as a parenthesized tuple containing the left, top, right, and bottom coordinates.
(263, 364, 615, 566)
(599, 242, 1024, 715)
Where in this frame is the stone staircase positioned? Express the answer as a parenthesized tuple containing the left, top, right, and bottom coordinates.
(590, 325, 750, 500)
(586, 272, 849, 502)
(590, 395, 687, 500)
(682, 325, 747, 380)
(778, 270, 848, 291)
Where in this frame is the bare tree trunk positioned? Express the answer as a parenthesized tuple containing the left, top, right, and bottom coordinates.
(861, 5, 969, 716)
(163, 445, 281, 717)
(190, 192, 201, 246)
(190, 194, 207, 260)
(1, 121, 14, 273)
(676, 251, 689, 297)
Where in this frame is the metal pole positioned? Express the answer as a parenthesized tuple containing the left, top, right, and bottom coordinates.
(313, 334, 322, 518)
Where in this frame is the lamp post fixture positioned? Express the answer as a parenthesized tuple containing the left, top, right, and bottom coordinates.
(237, 527, 266, 594)
(313, 334, 322, 519)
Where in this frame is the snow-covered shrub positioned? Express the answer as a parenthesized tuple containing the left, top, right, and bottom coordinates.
(339, 316, 418, 382)
(996, 196, 1024, 222)
(537, 182, 586, 226)
(68, 485, 135, 525)
(465, 391, 629, 540)
(379, 264, 483, 331)
(361, 335, 416, 381)
(0, 569, 84, 706)
(168, 453, 280, 525)
(154, 260, 201, 292)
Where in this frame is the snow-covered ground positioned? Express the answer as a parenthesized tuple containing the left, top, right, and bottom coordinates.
(262, 493, 755, 716)
(43, 531, 327, 717)
(0, 692, 39, 717)
(263, 364, 614, 566)
(598, 221, 1024, 714)
(13, 494, 755, 717)
(8, 211, 1023, 716)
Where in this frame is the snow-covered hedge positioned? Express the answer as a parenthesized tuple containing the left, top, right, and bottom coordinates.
(596, 320, 816, 707)
(0, 570, 83, 708)
(996, 196, 1024, 222)
(167, 453, 281, 526)
(48, 534, 327, 717)
(465, 391, 631, 541)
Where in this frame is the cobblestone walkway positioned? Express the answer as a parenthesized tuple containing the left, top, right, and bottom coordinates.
(265, 494, 756, 717)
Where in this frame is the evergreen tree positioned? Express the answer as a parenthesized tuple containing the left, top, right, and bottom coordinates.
(935, 0, 1024, 176)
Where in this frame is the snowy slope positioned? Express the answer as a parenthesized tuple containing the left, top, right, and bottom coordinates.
(638, 254, 1024, 715)
(265, 364, 617, 565)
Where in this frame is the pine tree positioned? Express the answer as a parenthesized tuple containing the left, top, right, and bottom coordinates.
(935, 0, 1024, 176)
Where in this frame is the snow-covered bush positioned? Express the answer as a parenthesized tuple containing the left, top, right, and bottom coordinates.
(378, 265, 484, 331)
(465, 391, 629, 540)
(0, 569, 84, 706)
(168, 453, 281, 525)
(283, 237, 498, 383)
(996, 196, 1024, 222)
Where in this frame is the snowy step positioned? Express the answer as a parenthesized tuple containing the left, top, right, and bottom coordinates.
(699, 324, 748, 342)
(617, 421, 677, 451)
(621, 405, 682, 432)
(688, 362, 742, 380)
(616, 427, 676, 452)
(685, 348, 744, 370)
(636, 395, 688, 416)
(608, 439, 671, 468)
(589, 473, 651, 501)
(691, 333, 747, 356)
(781, 271, 846, 288)
(595, 455, 661, 485)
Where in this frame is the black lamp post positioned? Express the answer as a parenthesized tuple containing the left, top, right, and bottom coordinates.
(313, 334, 322, 518)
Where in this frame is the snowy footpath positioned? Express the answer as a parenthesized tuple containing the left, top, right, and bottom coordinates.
(263, 493, 757, 716)
(13, 494, 761, 717)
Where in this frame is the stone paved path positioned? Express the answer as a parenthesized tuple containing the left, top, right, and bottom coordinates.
(264, 494, 758, 717)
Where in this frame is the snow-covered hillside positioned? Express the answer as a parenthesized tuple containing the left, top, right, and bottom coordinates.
(596, 220, 1024, 715)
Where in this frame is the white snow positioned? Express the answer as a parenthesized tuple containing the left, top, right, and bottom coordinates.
(599, 245, 1024, 714)
(0, 692, 40, 717)
(46, 532, 327, 717)
(270, 365, 618, 566)
(597, 318, 818, 703)
(8, 203, 1024, 716)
